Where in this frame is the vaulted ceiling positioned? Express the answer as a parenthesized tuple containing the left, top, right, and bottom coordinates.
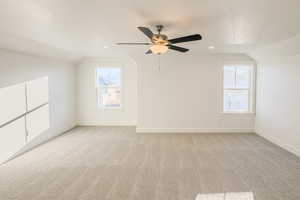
(0, 0, 300, 61)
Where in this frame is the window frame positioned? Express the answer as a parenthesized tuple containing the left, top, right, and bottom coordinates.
(95, 66, 123, 109)
(221, 63, 256, 114)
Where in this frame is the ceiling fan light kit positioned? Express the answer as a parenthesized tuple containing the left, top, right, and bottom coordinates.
(117, 25, 202, 55)
(150, 44, 168, 54)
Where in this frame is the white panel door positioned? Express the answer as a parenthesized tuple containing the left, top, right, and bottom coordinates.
(26, 77, 49, 111)
(0, 83, 26, 126)
(0, 117, 26, 164)
(26, 105, 50, 141)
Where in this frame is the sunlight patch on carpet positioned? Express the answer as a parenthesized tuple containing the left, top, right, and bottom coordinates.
(196, 192, 254, 200)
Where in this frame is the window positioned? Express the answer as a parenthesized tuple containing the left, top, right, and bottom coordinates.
(223, 65, 254, 113)
(96, 67, 122, 108)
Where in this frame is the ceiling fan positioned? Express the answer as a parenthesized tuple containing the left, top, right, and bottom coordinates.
(116, 25, 202, 54)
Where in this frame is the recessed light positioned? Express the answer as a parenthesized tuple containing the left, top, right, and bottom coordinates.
(208, 46, 215, 50)
(103, 46, 109, 49)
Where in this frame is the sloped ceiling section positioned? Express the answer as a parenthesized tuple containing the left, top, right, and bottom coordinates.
(0, 0, 300, 61)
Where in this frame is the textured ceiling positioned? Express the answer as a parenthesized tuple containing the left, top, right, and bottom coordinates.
(0, 0, 300, 61)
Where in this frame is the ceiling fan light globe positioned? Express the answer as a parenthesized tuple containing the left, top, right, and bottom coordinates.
(150, 44, 168, 54)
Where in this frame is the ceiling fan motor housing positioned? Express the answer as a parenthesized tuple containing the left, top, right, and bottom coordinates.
(152, 25, 169, 45)
(152, 34, 169, 45)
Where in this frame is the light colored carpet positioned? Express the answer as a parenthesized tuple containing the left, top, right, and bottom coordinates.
(0, 126, 299, 200)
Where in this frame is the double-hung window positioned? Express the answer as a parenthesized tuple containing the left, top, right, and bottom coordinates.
(96, 67, 122, 108)
(223, 65, 254, 113)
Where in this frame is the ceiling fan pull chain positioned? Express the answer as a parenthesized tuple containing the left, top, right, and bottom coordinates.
(158, 55, 161, 71)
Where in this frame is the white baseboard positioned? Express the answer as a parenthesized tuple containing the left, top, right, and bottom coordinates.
(136, 128, 254, 133)
(77, 122, 137, 126)
(256, 131, 300, 157)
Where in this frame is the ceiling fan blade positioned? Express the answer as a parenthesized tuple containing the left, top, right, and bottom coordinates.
(137, 27, 154, 39)
(168, 45, 189, 53)
(145, 49, 152, 54)
(116, 42, 151, 45)
(168, 34, 202, 44)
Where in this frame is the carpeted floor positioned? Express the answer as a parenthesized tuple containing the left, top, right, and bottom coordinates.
(0, 126, 299, 200)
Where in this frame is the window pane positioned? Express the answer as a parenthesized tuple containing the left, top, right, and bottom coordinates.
(97, 67, 121, 108)
(224, 90, 249, 112)
(223, 66, 236, 88)
(236, 66, 250, 89)
(97, 67, 121, 87)
(99, 87, 121, 108)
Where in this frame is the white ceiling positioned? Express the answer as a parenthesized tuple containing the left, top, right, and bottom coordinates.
(0, 0, 300, 61)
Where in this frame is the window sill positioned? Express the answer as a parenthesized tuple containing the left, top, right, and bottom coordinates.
(221, 111, 255, 114)
(97, 106, 122, 110)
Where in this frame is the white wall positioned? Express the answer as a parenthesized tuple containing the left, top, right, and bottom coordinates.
(0, 49, 76, 159)
(251, 37, 300, 156)
(136, 53, 255, 133)
(77, 57, 138, 126)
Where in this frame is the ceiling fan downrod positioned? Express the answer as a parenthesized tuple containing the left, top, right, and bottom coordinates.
(156, 25, 164, 34)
